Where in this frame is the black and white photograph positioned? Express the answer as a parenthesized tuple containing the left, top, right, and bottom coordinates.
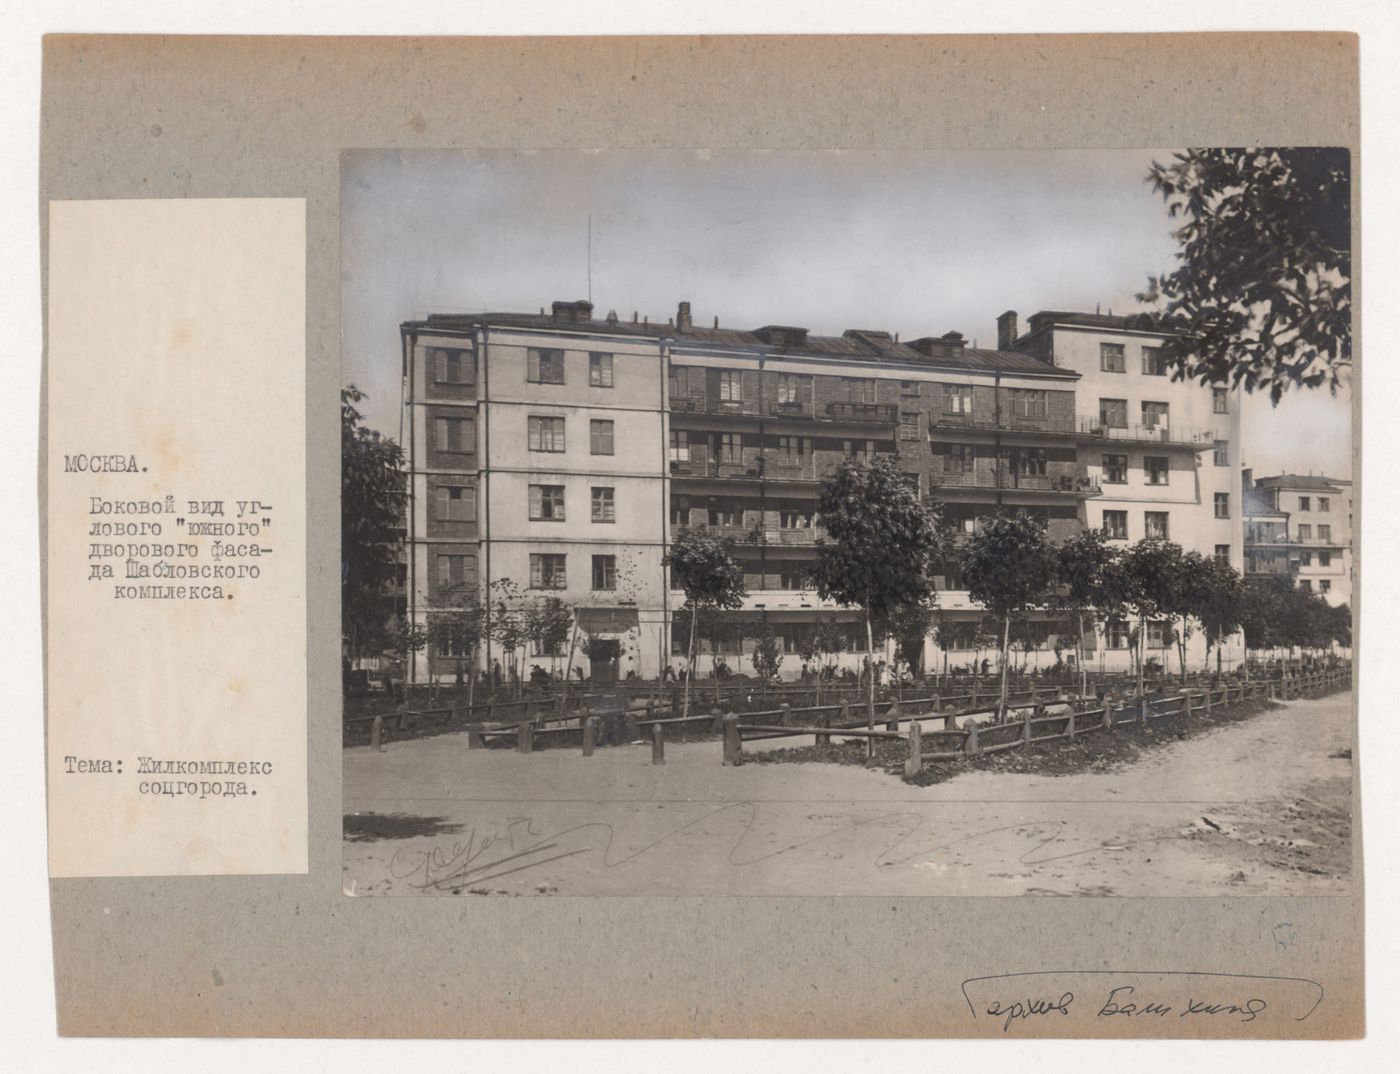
(339, 147, 1354, 898)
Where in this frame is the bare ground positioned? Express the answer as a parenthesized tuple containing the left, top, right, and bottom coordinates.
(342, 690, 1354, 897)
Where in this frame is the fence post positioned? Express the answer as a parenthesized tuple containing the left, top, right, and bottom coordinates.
(710, 708, 725, 733)
(517, 719, 533, 754)
(780, 702, 792, 727)
(582, 716, 595, 757)
(370, 714, 383, 752)
(467, 724, 484, 749)
(722, 715, 741, 766)
(965, 720, 980, 756)
(943, 706, 957, 732)
(1140, 693, 1149, 723)
(817, 710, 831, 747)
(1066, 707, 1076, 737)
(905, 720, 923, 778)
(652, 722, 665, 766)
(886, 700, 901, 732)
(1103, 697, 1114, 732)
(623, 708, 640, 742)
(1204, 686, 1212, 716)
(1022, 708, 1033, 745)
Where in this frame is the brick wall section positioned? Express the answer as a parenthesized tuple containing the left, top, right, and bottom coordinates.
(421, 345, 478, 404)
(423, 403, 479, 470)
(424, 474, 479, 540)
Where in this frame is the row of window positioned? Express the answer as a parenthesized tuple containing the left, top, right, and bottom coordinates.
(1101, 504, 1231, 541)
(435, 551, 619, 595)
(527, 415, 615, 454)
(1099, 443, 1229, 484)
(528, 484, 616, 523)
(1296, 524, 1335, 542)
(668, 429, 887, 464)
(525, 349, 616, 387)
(1099, 343, 1170, 376)
(1296, 495, 1332, 512)
(1298, 579, 1334, 594)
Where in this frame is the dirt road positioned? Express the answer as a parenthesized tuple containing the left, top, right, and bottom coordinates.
(342, 691, 1354, 897)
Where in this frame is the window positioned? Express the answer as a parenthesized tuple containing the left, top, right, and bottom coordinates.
(945, 444, 975, 474)
(1318, 524, 1332, 542)
(436, 553, 475, 588)
(670, 494, 690, 527)
(1319, 551, 1332, 567)
(589, 419, 615, 455)
(669, 428, 690, 462)
(529, 554, 567, 589)
(1100, 342, 1126, 373)
(1213, 387, 1229, 414)
(1298, 496, 1311, 511)
(779, 504, 813, 529)
(1106, 620, 1131, 648)
(1214, 493, 1230, 519)
(438, 629, 475, 659)
(433, 347, 472, 384)
(849, 378, 877, 404)
(588, 352, 614, 387)
(1099, 398, 1128, 428)
(900, 380, 921, 396)
(591, 486, 615, 523)
(434, 416, 474, 453)
(1145, 511, 1170, 539)
(1141, 401, 1170, 429)
(1299, 551, 1312, 567)
(715, 432, 740, 464)
(1141, 347, 1167, 375)
(1010, 389, 1048, 419)
(707, 498, 744, 527)
(435, 485, 475, 522)
(1102, 454, 1128, 483)
(527, 348, 565, 384)
(1213, 439, 1229, 466)
(945, 384, 974, 415)
(775, 435, 805, 462)
(718, 370, 743, 402)
(1102, 510, 1128, 540)
(1297, 524, 1312, 540)
(1298, 579, 1312, 592)
(1320, 580, 1332, 594)
(528, 415, 565, 452)
(844, 439, 873, 464)
(1319, 496, 1330, 512)
(528, 484, 566, 521)
(1010, 447, 1047, 477)
(591, 555, 617, 591)
(669, 366, 691, 398)
(777, 374, 802, 405)
(1146, 621, 1172, 649)
(1144, 456, 1170, 485)
(778, 564, 809, 590)
(899, 412, 921, 440)
(1214, 545, 1230, 565)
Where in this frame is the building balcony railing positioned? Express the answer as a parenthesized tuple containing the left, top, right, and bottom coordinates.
(823, 401, 898, 424)
(671, 522, 824, 548)
(1245, 534, 1347, 548)
(1077, 418, 1217, 447)
(930, 413, 1076, 436)
(927, 467, 1102, 497)
(670, 452, 896, 483)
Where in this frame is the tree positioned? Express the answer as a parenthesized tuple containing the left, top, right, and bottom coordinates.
(1055, 528, 1124, 698)
(341, 386, 407, 669)
(811, 456, 943, 748)
(663, 526, 747, 718)
(1140, 147, 1350, 402)
(1121, 539, 1187, 697)
(961, 511, 1058, 718)
(524, 596, 573, 682)
(1188, 557, 1245, 680)
(878, 596, 936, 683)
(1240, 574, 1291, 666)
(750, 613, 784, 691)
(1165, 549, 1210, 686)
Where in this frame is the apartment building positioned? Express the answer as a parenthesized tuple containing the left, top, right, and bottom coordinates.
(1243, 471, 1353, 607)
(397, 299, 1244, 681)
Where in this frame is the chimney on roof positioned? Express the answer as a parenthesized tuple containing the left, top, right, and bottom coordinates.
(552, 299, 593, 323)
(997, 310, 1018, 350)
(677, 300, 693, 333)
(940, 331, 965, 354)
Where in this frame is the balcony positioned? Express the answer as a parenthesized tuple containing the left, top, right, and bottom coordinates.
(1078, 418, 1216, 447)
(670, 522, 824, 549)
(1245, 533, 1346, 549)
(930, 413, 1076, 436)
(823, 401, 898, 424)
(928, 466, 1102, 497)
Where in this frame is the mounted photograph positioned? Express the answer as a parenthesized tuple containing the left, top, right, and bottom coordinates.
(340, 147, 1354, 898)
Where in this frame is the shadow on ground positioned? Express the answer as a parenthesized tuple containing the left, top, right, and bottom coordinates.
(343, 811, 467, 843)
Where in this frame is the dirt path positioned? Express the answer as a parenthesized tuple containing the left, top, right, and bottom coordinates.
(342, 692, 1354, 897)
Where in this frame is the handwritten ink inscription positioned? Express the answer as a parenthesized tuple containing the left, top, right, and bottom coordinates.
(963, 972, 1323, 1034)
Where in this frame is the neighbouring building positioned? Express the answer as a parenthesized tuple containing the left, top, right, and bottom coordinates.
(397, 299, 1245, 682)
(1243, 471, 1353, 608)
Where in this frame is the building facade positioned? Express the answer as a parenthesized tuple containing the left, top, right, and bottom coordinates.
(398, 300, 1245, 682)
(1243, 472, 1353, 607)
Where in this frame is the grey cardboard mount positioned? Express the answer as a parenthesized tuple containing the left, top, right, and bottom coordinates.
(42, 34, 1361, 1038)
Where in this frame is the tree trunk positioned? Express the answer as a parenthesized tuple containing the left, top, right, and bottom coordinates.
(999, 614, 1011, 720)
(1137, 614, 1147, 699)
(1179, 615, 1188, 688)
(684, 604, 699, 719)
(864, 609, 876, 759)
(1078, 612, 1087, 699)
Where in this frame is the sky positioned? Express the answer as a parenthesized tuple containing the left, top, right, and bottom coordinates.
(342, 148, 1352, 481)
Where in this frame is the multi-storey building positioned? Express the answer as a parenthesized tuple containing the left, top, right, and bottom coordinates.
(397, 300, 1243, 682)
(1243, 471, 1353, 607)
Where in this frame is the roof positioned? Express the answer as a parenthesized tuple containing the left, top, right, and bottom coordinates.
(403, 307, 1079, 379)
(1022, 309, 1168, 336)
(1253, 474, 1346, 492)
